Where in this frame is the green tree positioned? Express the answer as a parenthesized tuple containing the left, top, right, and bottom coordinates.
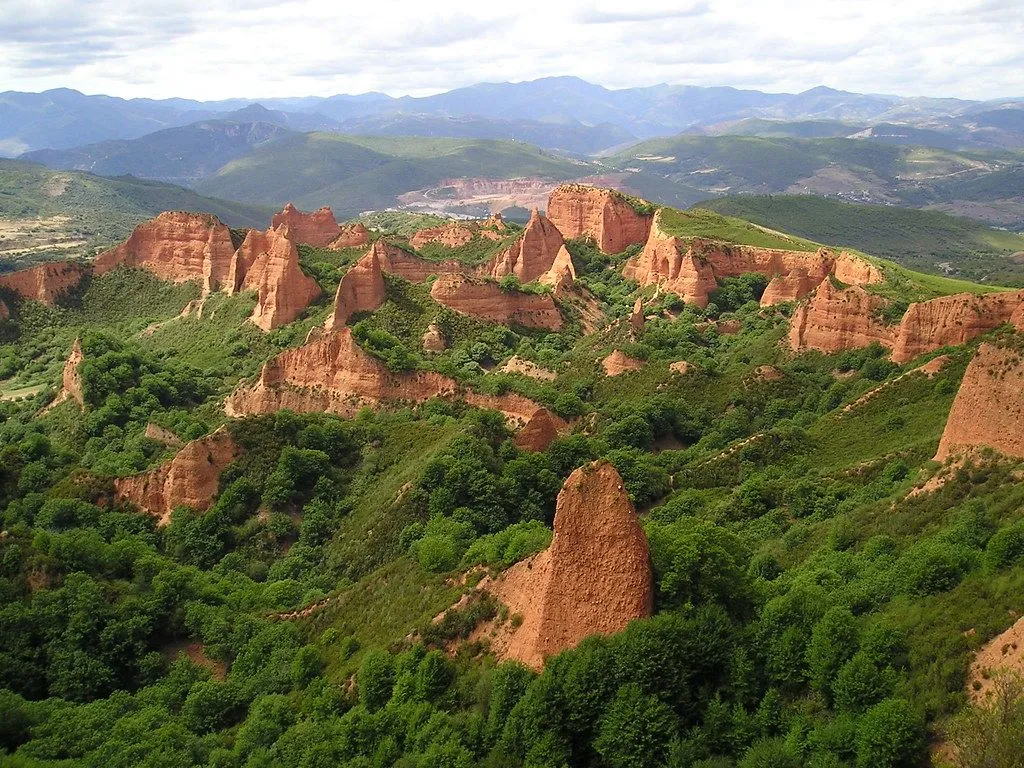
(593, 683, 678, 768)
(855, 698, 923, 768)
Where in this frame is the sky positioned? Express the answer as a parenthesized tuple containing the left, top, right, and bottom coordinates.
(2, 0, 1023, 101)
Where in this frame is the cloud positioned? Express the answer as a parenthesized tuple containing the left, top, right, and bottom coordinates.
(0, 0, 1021, 100)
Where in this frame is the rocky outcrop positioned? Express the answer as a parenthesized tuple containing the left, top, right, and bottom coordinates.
(629, 297, 645, 335)
(935, 342, 1024, 461)
(429, 274, 562, 330)
(513, 408, 568, 452)
(0, 298, 8, 319)
(538, 245, 577, 294)
(602, 350, 644, 376)
(271, 203, 340, 247)
(486, 209, 565, 283)
(367, 240, 462, 283)
(834, 252, 884, 285)
(761, 268, 819, 306)
(329, 223, 371, 250)
(95, 212, 236, 293)
(891, 290, 1024, 364)
(114, 426, 239, 526)
(788, 281, 894, 353)
(547, 184, 653, 255)
(325, 247, 386, 330)
(235, 227, 321, 331)
(499, 356, 556, 381)
(422, 323, 446, 352)
(0, 261, 86, 305)
(670, 360, 693, 375)
(41, 338, 85, 413)
(225, 328, 539, 422)
(144, 423, 183, 448)
(410, 222, 475, 250)
(623, 214, 717, 307)
(480, 461, 652, 669)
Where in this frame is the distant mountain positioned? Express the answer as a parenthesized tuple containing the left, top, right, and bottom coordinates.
(333, 113, 635, 156)
(0, 158, 273, 267)
(5, 79, 1023, 159)
(193, 133, 583, 217)
(22, 112, 299, 185)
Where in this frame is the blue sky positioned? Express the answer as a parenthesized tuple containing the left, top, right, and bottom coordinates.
(2, 0, 1022, 100)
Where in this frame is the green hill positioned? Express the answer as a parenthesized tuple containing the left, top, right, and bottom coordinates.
(195, 133, 582, 217)
(699, 195, 1024, 285)
(0, 159, 274, 271)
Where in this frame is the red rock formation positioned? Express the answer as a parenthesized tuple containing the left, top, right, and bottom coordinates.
(761, 268, 821, 306)
(486, 209, 565, 283)
(538, 245, 577, 294)
(891, 290, 1024, 364)
(499, 356, 557, 381)
(429, 274, 562, 330)
(481, 461, 652, 669)
(365, 240, 462, 283)
(422, 323, 446, 352)
(329, 223, 371, 250)
(622, 214, 717, 308)
(602, 350, 644, 376)
(514, 408, 568, 452)
(935, 342, 1024, 461)
(144, 423, 183, 448)
(629, 297, 645, 335)
(95, 212, 236, 293)
(226, 228, 267, 293)
(42, 338, 85, 412)
(788, 280, 895, 353)
(834, 252, 884, 285)
(325, 247, 386, 330)
(0, 298, 8, 319)
(236, 227, 321, 331)
(114, 426, 239, 526)
(271, 203, 340, 247)
(225, 328, 539, 422)
(0, 261, 86, 305)
(410, 222, 475, 250)
(547, 184, 653, 255)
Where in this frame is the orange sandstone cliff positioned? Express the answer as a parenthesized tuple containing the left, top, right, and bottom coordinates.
(95, 212, 236, 293)
(480, 461, 653, 669)
(0, 261, 87, 305)
(485, 209, 565, 283)
(429, 274, 563, 330)
(225, 327, 538, 422)
(271, 203, 340, 247)
(235, 227, 321, 331)
(547, 184, 653, 255)
(934, 341, 1024, 461)
(513, 408, 568, 453)
(325, 246, 386, 330)
(329, 223, 371, 250)
(51, 338, 85, 410)
(789, 280, 895, 353)
(114, 426, 239, 525)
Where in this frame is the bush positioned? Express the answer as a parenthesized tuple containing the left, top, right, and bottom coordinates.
(854, 698, 923, 768)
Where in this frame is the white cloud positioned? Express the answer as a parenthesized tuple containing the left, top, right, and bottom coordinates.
(0, 0, 1021, 100)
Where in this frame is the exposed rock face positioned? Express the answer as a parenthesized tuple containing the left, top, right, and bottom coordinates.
(410, 222, 475, 250)
(629, 297, 645, 335)
(891, 290, 1024, 364)
(935, 342, 1024, 461)
(547, 184, 653, 255)
(95, 212, 236, 293)
(114, 426, 239, 526)
(499, 356, 556, 381)
(368, 240, 462, 283)
(271, 203, 340, 247)
(538, 245, 577, 294)
(329, 223, 371, 250)
(422, 323, 446, 352)
(789, 281, 894, 353)
(0, 261, 86, 305)
(670, 360, 693, 375)
(225, 328, 539, 422)
(602, 350, 644, 376)
(624, 211, 837, 309)
(0, 298, 8, 319)
(514, 408, 568, 452)
(236, 227, 321, 331)
(486, 209, 565, 283)
(42, 338, 85, 412)
(144, 423, 183, 448)
(325, 247, 386, 330)
(761, 268, 819, 306)
(429, 274, 562, 330)
(482, 461, 652, 669)
(834, 252, 884, 285)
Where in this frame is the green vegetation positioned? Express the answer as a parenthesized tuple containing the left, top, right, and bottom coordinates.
(0, 159, 272, 270)
(701, 195, 1024, 285)
(4, 186, 1024, 768)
